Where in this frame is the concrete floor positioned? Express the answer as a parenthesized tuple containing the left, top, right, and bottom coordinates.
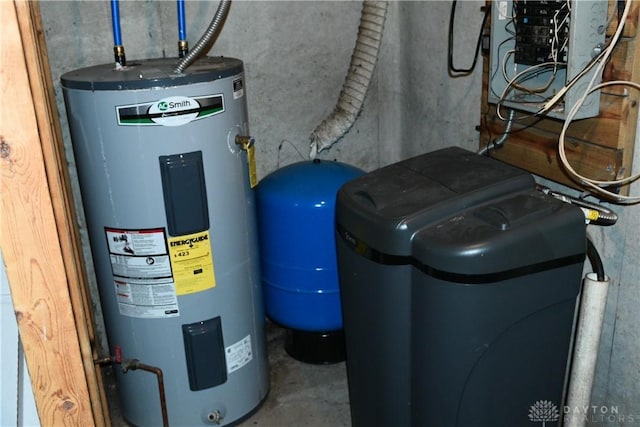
(104, 321, 351, 427)
(238, 323, 351, 427)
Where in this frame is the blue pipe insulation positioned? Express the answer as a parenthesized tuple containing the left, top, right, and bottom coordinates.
(110, 0, 122, 46)
(177, 0, 187, 41)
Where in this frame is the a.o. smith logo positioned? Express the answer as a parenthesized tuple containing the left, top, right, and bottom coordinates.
(156, 99, 192, 111)
(116, 94, 224, 127)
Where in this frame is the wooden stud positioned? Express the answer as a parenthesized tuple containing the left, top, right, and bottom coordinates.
(0, 1, 109, 425)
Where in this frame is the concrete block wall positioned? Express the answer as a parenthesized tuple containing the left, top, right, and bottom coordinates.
(38, 1, 638, 424)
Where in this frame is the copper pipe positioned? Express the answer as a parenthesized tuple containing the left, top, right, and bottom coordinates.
(94, 355, 169, 427)
(129, 361, 169, 427)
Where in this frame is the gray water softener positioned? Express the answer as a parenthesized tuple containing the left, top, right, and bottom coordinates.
(336, 147, 585, 426)
(61, 57, 269, 426)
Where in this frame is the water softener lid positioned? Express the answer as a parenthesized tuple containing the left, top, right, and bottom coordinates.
(60, 57, 243, 90)
(411, 191, 586, 279)
(335, 147, 535, 256)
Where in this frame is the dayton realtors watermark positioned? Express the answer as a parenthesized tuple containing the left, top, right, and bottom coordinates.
(563, 405, 636, 424)
(528, 401, 637, 425)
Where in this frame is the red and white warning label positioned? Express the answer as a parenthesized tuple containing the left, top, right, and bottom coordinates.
(105, 227, 179, 318)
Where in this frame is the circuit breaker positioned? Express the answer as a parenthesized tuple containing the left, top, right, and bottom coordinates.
(513, 1, 570, 65)
(488, 0, 608, 120)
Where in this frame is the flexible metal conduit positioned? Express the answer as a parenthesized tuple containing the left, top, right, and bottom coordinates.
(174, 0, 231, 74)
(536, 185, 618, 226)
(309, 1, 389, 159)
(477, 109, 515, 155)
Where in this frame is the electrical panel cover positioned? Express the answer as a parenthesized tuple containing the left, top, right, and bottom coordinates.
(488, 0, 608, 120)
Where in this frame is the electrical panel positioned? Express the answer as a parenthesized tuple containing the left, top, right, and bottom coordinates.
(488, 0, 609, 120)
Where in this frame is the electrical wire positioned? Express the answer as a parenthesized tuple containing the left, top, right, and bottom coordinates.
(493, 0, 575, 115)
(490, 36, 516, 100)
(550, 1, 570, 63)
(496, 60, 566, 120)
(448, 0, 489, 76)
(490, 0, 636, 200)
(558, 0, 639, 203)
(539, 0, 629, 116)
(501, 50, 563, 95)
(490, 0, 571, 116)
(559, 81, 640, 202)
(539, 46, 608, 114)
(483, 108, 548, 144)
(586, 236, 605, 281)
(478, 109, 515, 155)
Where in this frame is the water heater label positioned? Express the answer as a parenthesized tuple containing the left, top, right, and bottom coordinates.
(105, 227, 180, 319)
(168, 230, 216, 295)
(225, 335, 253, 374)
(233, 77, 244, 100)
(116, 94, 224, 127)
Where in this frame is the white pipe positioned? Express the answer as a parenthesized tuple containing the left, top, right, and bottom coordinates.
(565, 272, 610, 427)
(309, 1, 388, 159)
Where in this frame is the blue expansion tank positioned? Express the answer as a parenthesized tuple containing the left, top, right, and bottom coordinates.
(256, 159, 363, 363)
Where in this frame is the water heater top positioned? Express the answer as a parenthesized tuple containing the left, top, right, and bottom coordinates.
(60, 56, 243, 91)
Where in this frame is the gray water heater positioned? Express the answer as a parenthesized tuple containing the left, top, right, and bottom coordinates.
(61, 57, 269, 426)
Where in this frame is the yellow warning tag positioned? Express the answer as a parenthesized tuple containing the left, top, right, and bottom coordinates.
(168, 231, 216, 295)
(247, 143, 258, 188)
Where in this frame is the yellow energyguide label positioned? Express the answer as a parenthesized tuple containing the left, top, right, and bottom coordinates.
(168, 230, 216, 295)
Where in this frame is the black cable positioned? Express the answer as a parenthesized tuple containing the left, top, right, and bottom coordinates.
(618, 0, 625, 28)
(448, 0, 489, 76)
(586, 236, 605, 282)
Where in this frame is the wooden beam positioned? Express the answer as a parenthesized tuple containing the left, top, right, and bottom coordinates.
(0, 1, 109, 425)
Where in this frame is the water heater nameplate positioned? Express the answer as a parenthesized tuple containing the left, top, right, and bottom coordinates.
(225, 334, 253, 374)
(105, 227, 179, 318)
(168, 230, 216, 295)
(232, 77, 244, 100)
(115, 94, 224, 127)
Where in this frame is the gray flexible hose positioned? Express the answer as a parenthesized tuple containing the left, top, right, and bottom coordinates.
(174, 0, 231, 74)
(309, 1, 389, 159)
